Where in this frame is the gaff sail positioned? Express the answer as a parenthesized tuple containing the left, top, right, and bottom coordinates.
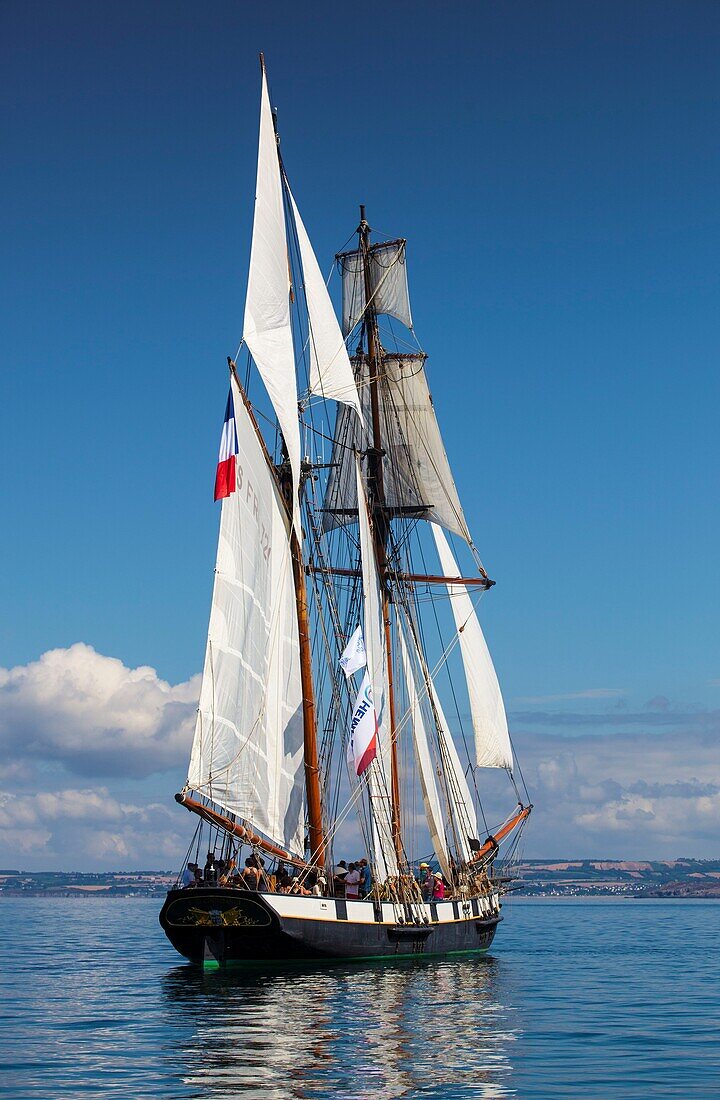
(397, 620, 452, 880)
(398, 611, 479, 863)
(187, 377, 305, 858)
(431, 523, 513, 770)
(427, 671, 479, 863)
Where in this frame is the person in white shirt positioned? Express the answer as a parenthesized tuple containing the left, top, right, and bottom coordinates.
(344, 863, 361, 900)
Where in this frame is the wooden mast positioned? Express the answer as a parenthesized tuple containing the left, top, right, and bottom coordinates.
(358, 206, 404, 868)
(290, 525, 326, 869)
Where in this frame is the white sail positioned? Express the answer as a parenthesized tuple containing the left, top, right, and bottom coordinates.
(322, 354, 471, 542)
(339, 241, 412, 335)
(397, 621, 452, 880)
(187, 378, 305, 856)
(356, 458, 399, 879)
(243, 66, 301, 537)
(286, 185, 363, 421)
(426, 674, 479, 862)
(432, 523, 513, 770)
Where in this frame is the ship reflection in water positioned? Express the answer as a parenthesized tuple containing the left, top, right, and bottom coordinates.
(162, 955, 520, 1099)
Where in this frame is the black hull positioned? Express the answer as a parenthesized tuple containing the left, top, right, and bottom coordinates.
(159, 887, 500, 966)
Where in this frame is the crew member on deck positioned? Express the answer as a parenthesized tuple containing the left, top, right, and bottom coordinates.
(204, 852, 218, 885)
(345, 863, 361, 900)
(333, 861, 348, 898)
(276, 865, 294, 893)
(218, 859, 236, 885)
(240, 857, 262, 890)
(358, 858, 371, 898)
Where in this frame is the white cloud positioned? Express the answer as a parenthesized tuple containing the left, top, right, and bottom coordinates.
(1, 645, 718, 867)
(575, 789, 720, 839)
(513, 688, 625, 704)
(0, 786, 188, 869)
(0, 644, 199, 778)
(511, 721, 720, 858)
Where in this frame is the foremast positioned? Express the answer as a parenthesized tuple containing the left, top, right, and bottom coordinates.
(281, 459, 326, 870)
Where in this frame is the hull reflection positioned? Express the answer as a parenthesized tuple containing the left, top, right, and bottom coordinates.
(162, 954, 520, 1098)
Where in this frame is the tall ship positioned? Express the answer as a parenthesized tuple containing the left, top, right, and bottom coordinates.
(159, 57, 532, 965)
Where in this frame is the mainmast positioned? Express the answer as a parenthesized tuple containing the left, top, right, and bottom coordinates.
(358, 206, 403, 868)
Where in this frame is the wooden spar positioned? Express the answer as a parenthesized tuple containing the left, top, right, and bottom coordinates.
(175, 792, 305, 866)
(228, 360, 326, 870)
(290, 530, 326, 868)
(336, 237, 406, 262)
(471, 804, 533, 864)
(307, 563, 494, 588)
(359, 207, 403, 867)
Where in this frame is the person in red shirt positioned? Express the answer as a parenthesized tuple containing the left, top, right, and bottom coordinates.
(432, 872, 445, 901)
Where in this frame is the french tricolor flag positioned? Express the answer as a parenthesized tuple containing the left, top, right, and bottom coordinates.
(214, 390, 239, 502)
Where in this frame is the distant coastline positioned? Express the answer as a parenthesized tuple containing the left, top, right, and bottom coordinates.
(510, 858, 720, 898)
(1, 859, 719, 899)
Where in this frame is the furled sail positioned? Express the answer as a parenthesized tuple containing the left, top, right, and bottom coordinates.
(322, 354, 471, 541)
(187, 378, 305, 857)
(397, 621, 452, 880)
(285, 185, 363, 420)
(242, 66, 302, 537)
(431, 523, 513, 770)
(338, 240, 412, 335)
(356, 458, 399, 879)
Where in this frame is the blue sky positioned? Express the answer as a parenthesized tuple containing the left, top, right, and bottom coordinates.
(1, 1, 719, 866)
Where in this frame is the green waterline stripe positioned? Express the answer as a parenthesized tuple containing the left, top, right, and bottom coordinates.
(198, 946, 491, 970)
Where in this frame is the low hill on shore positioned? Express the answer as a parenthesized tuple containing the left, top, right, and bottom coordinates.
(510, 858, 720, 897)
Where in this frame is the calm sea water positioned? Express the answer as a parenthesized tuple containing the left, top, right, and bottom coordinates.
(0, 896, 717, 1098)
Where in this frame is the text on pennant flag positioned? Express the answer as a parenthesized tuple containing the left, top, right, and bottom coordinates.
(347, 670, 378, 776)
(339, 625, 367, 678)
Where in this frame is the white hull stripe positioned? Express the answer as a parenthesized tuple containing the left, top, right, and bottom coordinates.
(261, 893, 500, 925)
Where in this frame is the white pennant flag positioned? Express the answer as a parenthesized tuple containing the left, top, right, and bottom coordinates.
(347, 670, 378, 776)
(339, 626, 367, 678)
